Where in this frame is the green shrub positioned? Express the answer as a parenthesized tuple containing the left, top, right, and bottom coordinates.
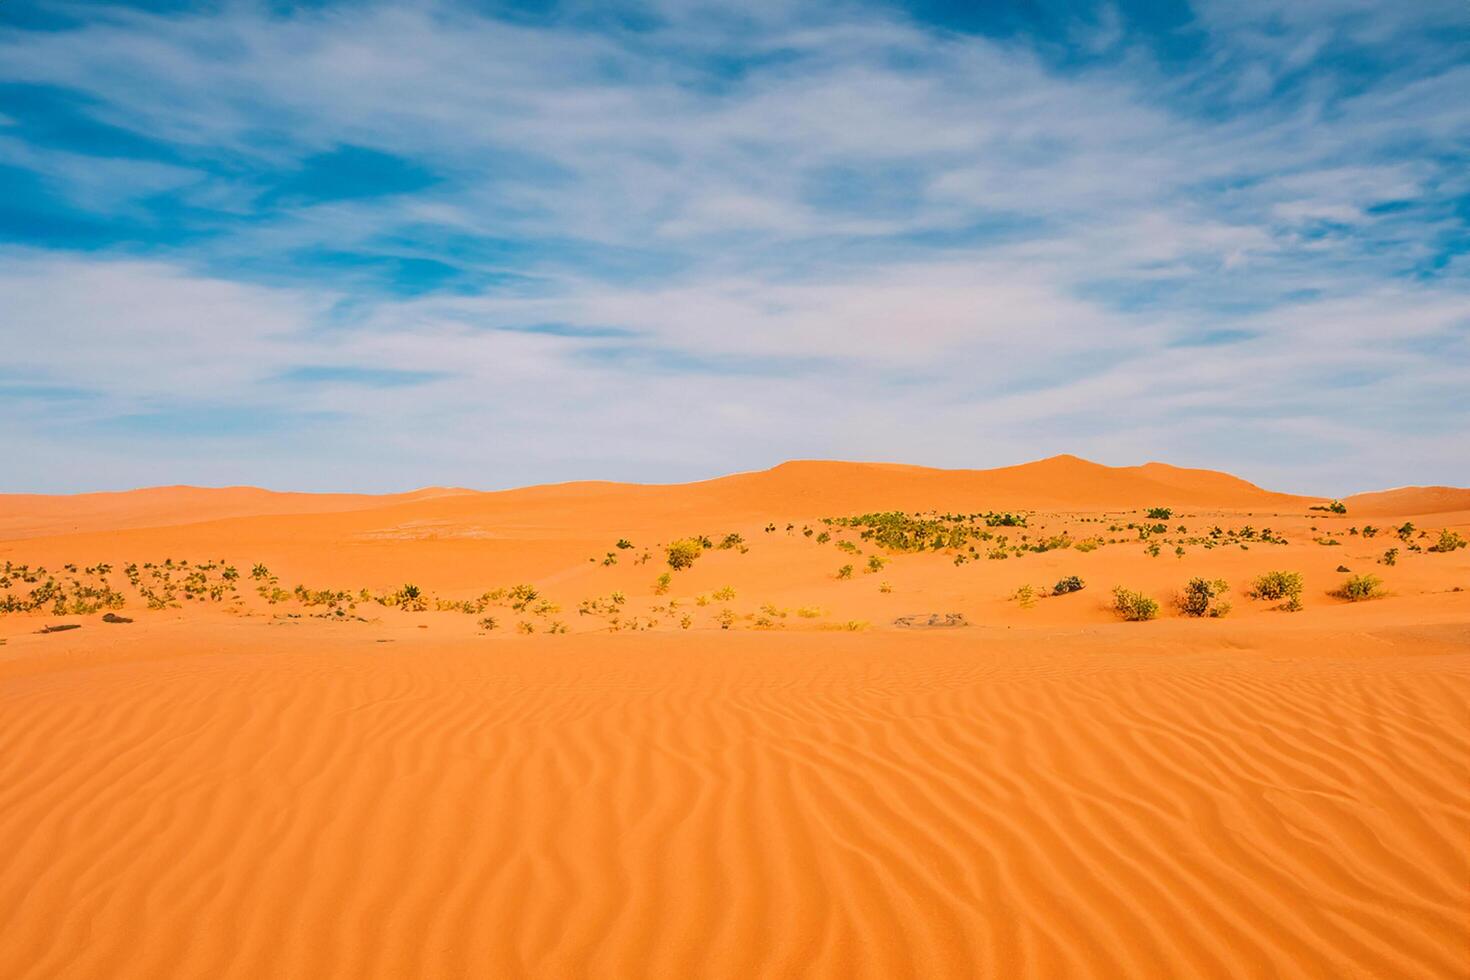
(1430, 529, 1466, 553)
(1177, 578, 1230, 618)
(394, 583, 428, 612)
(1052, 575, 1085, 595)
(866, 554, 888, 573)
(712, 585, 736, 601)
(1112, 587, 1159, 621)
(1013, 584, 1037, 608)
(1380, 548, 1398, 566)
(1146, 507, 1172, 520)
(653, 572, 672, 595)
(666, 538, 704, 571)
(1335, 573, 1384, 602)
(836, 564, 854, 580)
(1248, 570, 1304, 611)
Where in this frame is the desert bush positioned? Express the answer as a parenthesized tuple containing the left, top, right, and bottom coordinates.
(715, 608, 736, 629)
(866, 555, 888, 573)
(1396, 521, 1415, 541)
(1177, 578, 1231, 618)
(479, 616, 498, 631)
(1430, 529, 1467, 553)
(666, 538, 704, 571)
(1013, 584, 1038, 609)
(796, 606, 823, 618)
(1248, 570, 1303, 611)
(1052, 575, 1085, 595)
(1112, 587, 1159, 621)
(1146, 507, 1173, 520)
(506, 584, 540, 611)
(653, 572, 672, 595)
(836, 564, 854, 579)
(616, 539, 633, 550)
(712, 585, 736, 601)
(878, 581, 893, 593)
(1380, 548, 1398, 566)
(1335, 573, 1384, 602)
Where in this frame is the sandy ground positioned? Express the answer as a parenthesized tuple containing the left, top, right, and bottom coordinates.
(2, 456, 1467, 978)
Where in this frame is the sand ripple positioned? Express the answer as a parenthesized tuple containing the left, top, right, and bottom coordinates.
(1, 624, 1466, 978)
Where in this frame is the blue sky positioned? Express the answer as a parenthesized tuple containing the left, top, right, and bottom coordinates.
(1, 0, 1466, 494)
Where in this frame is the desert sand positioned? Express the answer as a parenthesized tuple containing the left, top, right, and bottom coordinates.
(2, 455, 1467, 978)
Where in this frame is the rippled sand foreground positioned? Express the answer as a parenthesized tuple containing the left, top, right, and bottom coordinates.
(2, 618, 1467, 978)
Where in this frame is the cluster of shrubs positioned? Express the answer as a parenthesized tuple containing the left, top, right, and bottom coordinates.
(1109, 569, 1313, 622)
(823, 510, 1028, 554)
(660, 531, 749, 572)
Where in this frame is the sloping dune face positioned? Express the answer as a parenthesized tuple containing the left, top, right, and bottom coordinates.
(1345, 485, 1470, 518)
(0, 485, 473, 540)
(1, 457, 1468, 978)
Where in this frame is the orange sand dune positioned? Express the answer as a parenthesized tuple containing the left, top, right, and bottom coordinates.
(0, 454, 1311, 542)
(1345, 485, 1470, 518)
(0, 484, 474, 540)
(1, 457, 1468, 978)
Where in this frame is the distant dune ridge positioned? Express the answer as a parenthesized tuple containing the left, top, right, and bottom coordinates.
(4, 455, 1466, 541)
(1, 455, 1467, 979)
